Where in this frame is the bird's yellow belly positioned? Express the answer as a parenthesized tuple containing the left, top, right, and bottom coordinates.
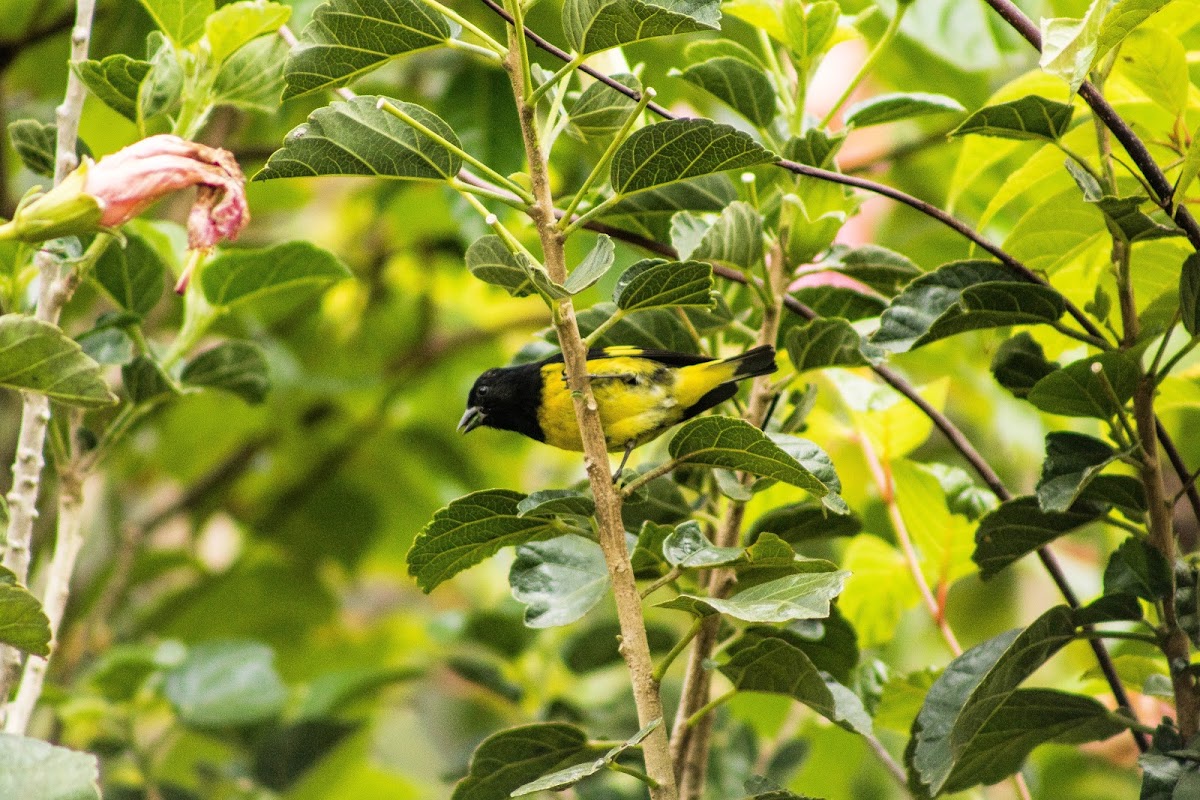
(537, 364, 684, 452)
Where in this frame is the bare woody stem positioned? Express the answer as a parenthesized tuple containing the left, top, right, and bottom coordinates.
(500, 28, 679, 800)
(0, 0, 96, 713)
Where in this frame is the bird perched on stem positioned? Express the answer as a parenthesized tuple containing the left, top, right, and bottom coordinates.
(458, 344, 778, 477)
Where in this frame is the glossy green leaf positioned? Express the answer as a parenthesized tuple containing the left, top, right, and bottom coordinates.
(138, 0, 213, 45)
(140, 32, 183, 119)
(1175, 126, 1200, 205)
(466, 235, 534, 297)
(1038, 0, 1105, 93)
(511, 721, 659, 796)
(1114, 26, 1187, 115)
(212, 35, 288, 111)
(408, 490, 586, 591)
(610, 119, 776, 196)
(1094, 0, 1172, 65)
(825, 245, 921, 297)
(844, 92, 964, 128)
(691, 201, 764, 269)
(562, 0, 721, 55)
(602, 174, 737, 238)
(891, 459, 976, 589)
(768, 435, 847, 513)
(181, 341, 271, 404)
(0, 735, 100, 800)
(782, 0, 838, 67)
(660, 570, 849, 623)
(677, 56, 777, 127)
(1035, 432, 1120, 513)
(738, 611, 859, 685)
(1026, 351, 1140, 418)
(662, 521, 744, 568)
(782, 128, 845, 169)
(451, 723, 588, 800)
(613, 258, 714, 311)
(668, 417, 829, 494)
(0, 565, 50, 657)
(205, 0, 291, 63)
(568, 73, 640, 143)
(1091, 195, 1180, 243)
(164, 640, 287, 728)
(573, 304, 699, 353)
(8, 119, 91, 179)
(0, 315, 116, 408)
(564, 235, 615, 294)
(121, 356, 178, 404)
(510, 535, 608, 628)
(93, 234, 167, 316)
(282, 0, 455, 99)
(719, 637, 872, 734)
(786, 319, 879, 373)
(256, 96, 462, 182)
(991, 332, 1058, 398)
(1182, 253, 1200, 336)
(950, 96, 1075, 142)
(839, 534, 921, 646)
(201, 241, 350, 310)
(70, 55, 152, 122)
(973, 497, 1100, 579)
(1103, 536, 1171, 601)
(516, 490, 596, 519)
(747, 502, 860, 545)
(788, 285, 885, 322)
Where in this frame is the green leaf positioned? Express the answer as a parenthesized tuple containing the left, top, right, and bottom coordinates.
(564, 235, 615, 294)
(78, 327, 135, 367)
(1182, 253, 1200, 336)
(138, 0, 213, 46)
(668, 417, 830, 495)
(825, 245, 921, 297)
(466, 235, 534, 297)
(691, 201, 764, 269)
(93, 234, 167, 316)
(451, 723, 589, 800)
(602, 174, 737, 239)
(1113, 27, 1188, 115)
(663, 520, 744, 568)
(0, 735, 100, 800)
(610, 119, 776, 196)
(613, 258, 714, 311)
(660, 570, 849, 623)
(1038, 0, 1106, 93)
(70, 55, 152, 122)
(511, 721, 660, 796)
(0, 315, 116, 408)
(164, 640, 287, 728)
(844, 92, 964, 128)
(677, 56, 777, 127)
(0, 566, 50, 657)
(181, 341, 271, 404)
(1026, 351, 1140, 418)
(872, 261, 1051, 352)
(256, 96, 463, 182)
(973, 496, 1100, 579)
(201, 241, 350, 310)
(205, 0, 291, 63)
(747, 502, 860, 545)
(121, 356, 178, 404)
(282, 0, 455, 99)
(950, 96, 1075, 142)
(562, 0, 721, 55)
(719, 637, 872, 734)
(8, 119, 91, 179)
(891, 459, 976, 589)
(1104, 536, 1172, 601)
(562, 620, 675, 673)
(1035, 432, 1120, 513)
(1175, 126, 1200, 205)
(1075, 593, 1143, 626)
(408, 490, 586, 591)
(786, 319, 878, 373)
(568, 73, 640, 144)
(782, 0, 839, 68)
(788, 285, 884, 323)
(212, 35, 288, 111)
(516, 490, 596, 519)
(573, 303, 699, 353)
(510, 535, 608, 628)
(1094, 0, 1172, 65)
(1091, 195, 1181, 243)
(839, 534, 920, 647)
(140, 32, 183, 119)
(991, 332, 1058, 398)
(738, 612, 859, 684)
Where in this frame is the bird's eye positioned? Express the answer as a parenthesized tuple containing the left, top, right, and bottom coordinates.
(477, 385, 489, 397)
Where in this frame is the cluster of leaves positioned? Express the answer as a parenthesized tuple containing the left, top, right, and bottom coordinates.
(2, 0, 1200, 798)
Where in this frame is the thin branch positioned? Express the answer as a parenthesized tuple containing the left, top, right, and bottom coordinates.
(0, 0, 97, 714)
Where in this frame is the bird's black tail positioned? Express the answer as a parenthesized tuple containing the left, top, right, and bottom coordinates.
(723, 344, 778, 381)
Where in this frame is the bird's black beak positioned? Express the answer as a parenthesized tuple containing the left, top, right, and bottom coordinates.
(458, 406, 485, 434)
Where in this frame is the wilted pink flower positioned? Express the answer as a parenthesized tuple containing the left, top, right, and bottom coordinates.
(85, 134, 249, 250)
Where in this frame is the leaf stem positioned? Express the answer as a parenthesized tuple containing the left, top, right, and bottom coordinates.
(652, 618, 701, 682)
(445, 38, 504, 61)
(583, 308, 626, 346)
(1048, 319, 1113, 350)
(1075, 630, 1159, 645)
(416, 0, 507, 54)
(621, 458, 682, 498)
(818, 4, 907, 130)
(376, 98, 534, 204)
(1156, 335, 1200, 383)
(1147, 309, 1182, 378)
(686, 690, 735, 729)
(559, 88, 656, 230)
(561, 195, 621, 238)
(528, 54, 582, 106)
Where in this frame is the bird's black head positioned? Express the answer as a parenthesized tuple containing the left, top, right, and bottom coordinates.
(458, 363, 544, 441)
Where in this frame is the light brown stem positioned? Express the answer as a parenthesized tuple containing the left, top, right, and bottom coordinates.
(672, 245, 786, 800)
(501, 35, 678, 800)
(0, 0, 96, 711)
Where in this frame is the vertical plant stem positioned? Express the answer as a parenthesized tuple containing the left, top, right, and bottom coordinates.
(0, 0, 95, 711)
(817, 4, 907, 130)
(671, 245, 786, 800)
(501, 32, 678, 800)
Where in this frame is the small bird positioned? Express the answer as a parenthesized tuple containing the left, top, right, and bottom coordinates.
(458, 344, 778, 475)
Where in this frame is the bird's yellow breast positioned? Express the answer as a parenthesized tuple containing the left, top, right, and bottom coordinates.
(536, 355, 739, 451)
